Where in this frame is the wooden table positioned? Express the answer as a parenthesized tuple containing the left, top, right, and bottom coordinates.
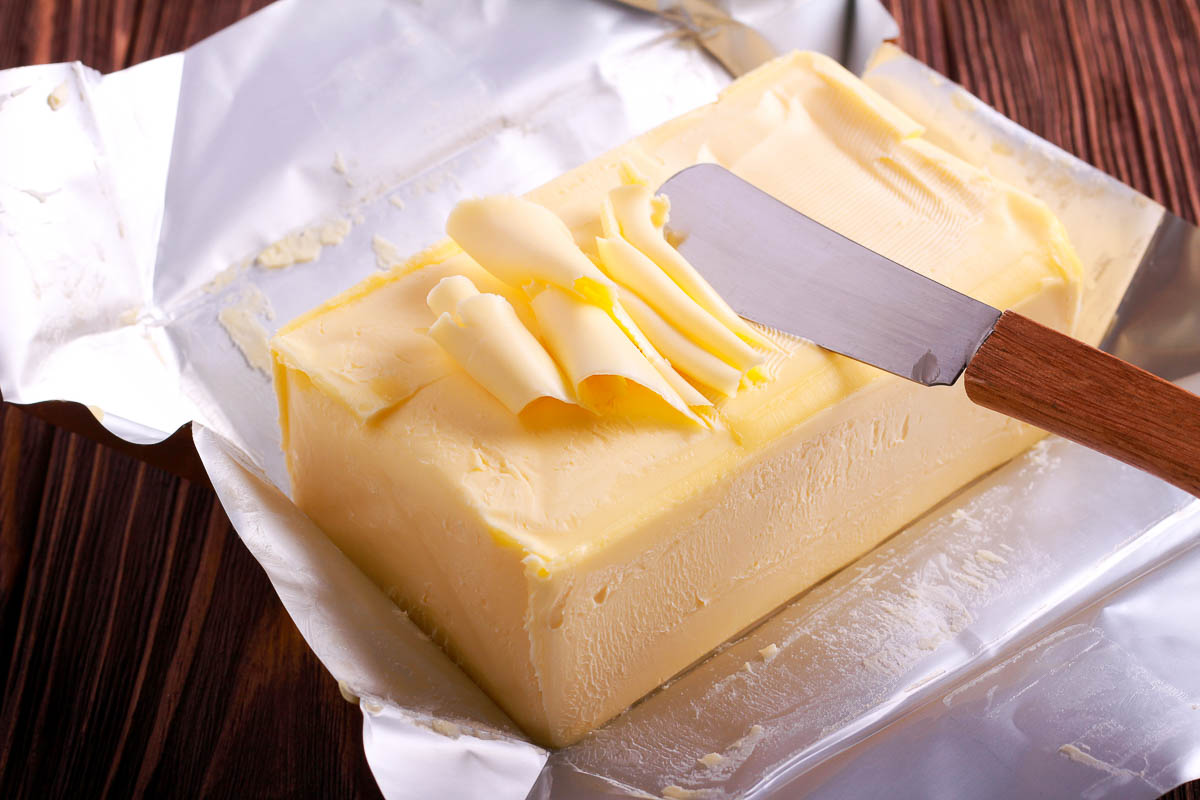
(1, 1, 1197, 797)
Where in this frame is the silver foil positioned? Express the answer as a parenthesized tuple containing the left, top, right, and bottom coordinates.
(2, 2, 1198, 799)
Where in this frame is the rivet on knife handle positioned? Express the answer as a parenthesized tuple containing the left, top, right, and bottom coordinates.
(965, 310, 1200, 497)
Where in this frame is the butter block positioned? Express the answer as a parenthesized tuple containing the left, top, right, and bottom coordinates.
(271, 52, 1084, 747)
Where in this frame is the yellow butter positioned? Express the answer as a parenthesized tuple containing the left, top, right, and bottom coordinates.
(271, 51, 1089, 747)
(447, 195, 617, 308)
(426, 277, 572, 414)
(595, 234, 762, 374)
(615, 287, 743, 397)
(604, 184, 774, 351)
(529, 285, 703, 424)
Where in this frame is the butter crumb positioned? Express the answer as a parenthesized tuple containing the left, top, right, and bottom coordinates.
(950, 508, 981, 530)
(336, 680, 359, 704)
(975, 548, 1007, 564)
(1026, 439, 1053, 468)
(218, 287, 275, 375)
(256, 218, 350, 269)
(47, 80, 70, 110)
(662, 786, 720, 800)
(87, 404, 104, 422)
(388, 194, 406, 210)
(318, 217, 352, 246)
(331, 152, 355, 186)
(203, 262, 243, 294)
(257, 230, 321, 269)
(758, 643, 780, 662)
(117, 307, 141, 326)
(698, 752, 724, 768)
(372, 234, 403, 270)
(430, 719, 461, 738)
(1057, 744, 1139, 779)
(521, 553, 551, 580)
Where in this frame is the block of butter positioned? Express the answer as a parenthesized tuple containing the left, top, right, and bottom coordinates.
(271, 51, 1083, 747)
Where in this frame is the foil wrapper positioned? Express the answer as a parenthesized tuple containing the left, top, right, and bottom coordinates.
(2, 2, 1198, 798)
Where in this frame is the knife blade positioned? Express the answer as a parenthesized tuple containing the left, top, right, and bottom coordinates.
(659, 163, 1200, 496)
(660, 164, 1001, 387)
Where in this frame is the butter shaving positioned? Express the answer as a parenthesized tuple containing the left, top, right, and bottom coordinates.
(596, 234, 761, 372)
(427, 274, 479, 317)
(427, 277, 572, 414)
(531, 286, 702, 425)
(618, 290, 741, 396)
(372, 234, 404, 270)
(608, 300, 711, 409)
(604, 184, 773, 350)
(447, 196, 617, 307)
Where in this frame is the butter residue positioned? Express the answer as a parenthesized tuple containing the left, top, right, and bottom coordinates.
(662, 786, 722, 800)
(431, 186, 770, 426)
(426, 276, 571, 414)
(331, 152, 354, 186)
(372, 234, 403, 270)
(47, 80, 70, 110)
(1057, 744, 1141, 780)
(257, 218, 352, 269)
(219, 285, 275, 375)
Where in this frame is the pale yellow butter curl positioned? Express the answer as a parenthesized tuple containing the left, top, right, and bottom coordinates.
(426, 276, 572, 414)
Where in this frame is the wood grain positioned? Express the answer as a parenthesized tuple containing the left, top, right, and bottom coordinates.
(966, 311, 1200, 496)
(0, 1, 1198, 799)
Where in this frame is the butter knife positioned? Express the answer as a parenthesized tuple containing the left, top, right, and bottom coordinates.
(660, 164, 1200, 496)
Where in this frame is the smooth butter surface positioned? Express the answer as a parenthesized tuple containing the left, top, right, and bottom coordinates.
(272, 51, 1084, 746)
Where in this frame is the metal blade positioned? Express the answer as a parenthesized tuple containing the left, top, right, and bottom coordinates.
(659, 164, 1002, 386)
(1099, 211, 1200, 380)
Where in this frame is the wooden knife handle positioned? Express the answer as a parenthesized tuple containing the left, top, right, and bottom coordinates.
(964, 310, 1200, 497)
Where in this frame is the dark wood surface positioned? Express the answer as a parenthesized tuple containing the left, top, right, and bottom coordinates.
(1, 1, 1198, 798)
(966, 310, 1200, 497)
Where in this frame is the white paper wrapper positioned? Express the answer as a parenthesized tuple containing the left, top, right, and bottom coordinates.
(3, 2, 1198, 799)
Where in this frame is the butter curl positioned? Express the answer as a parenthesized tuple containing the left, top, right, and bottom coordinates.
(426, 276, 572, 414)
(530, 286, 704, 425)
(603, 184, 773, 351)
(595, 235, 762, 373)
(448, 196, 618, 308)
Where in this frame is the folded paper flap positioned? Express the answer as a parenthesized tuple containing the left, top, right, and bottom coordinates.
(0, 57, 187, 439)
